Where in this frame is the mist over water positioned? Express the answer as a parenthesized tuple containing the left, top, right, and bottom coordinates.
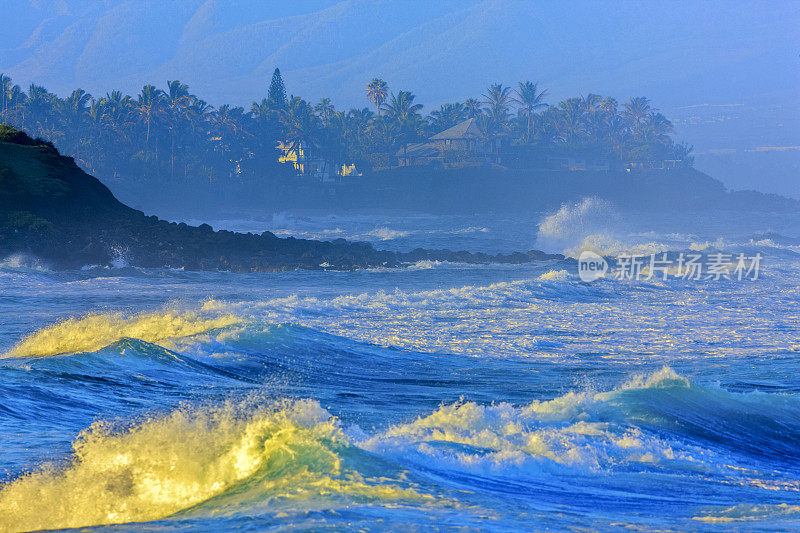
(2, 208, 800, 530)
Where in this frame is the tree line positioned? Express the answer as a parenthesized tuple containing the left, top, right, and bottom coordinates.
(0, 68, 692, 189)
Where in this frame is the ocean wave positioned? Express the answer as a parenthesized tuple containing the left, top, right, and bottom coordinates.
(359, 367, 692, 474)
(2, 361, 799, 530)
(537, 269, 571, 281)
(3, 310, 240, 358)
(0, 399, 430, 531)
(196, 278, 622, 358)
(364, 227, 413, 240)
(358, 367, 800, 482)
(693, 503, 800, 523)
(537, 198, 619, 254)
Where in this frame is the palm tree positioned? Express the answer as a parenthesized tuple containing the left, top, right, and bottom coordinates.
(164, 80, 192, 179)
(463, 98, 483, 119)
(0, 74, 11, 122)
(61, 88, 91, 159)
(281, 97, 320, 168)
(482, 84, 513, 154)
(623, 96, 652, 128)
(315, 97, 335, 126)
(598, 97, 618, 117)
(482, 83, 513, 135)
(638, 112, 674, 144)
(25, 84, 56, 138)
(318, 110, 348, 171)
(582, 93, 603, 111)
(428, 102, 465, 132)
(345, 107, 374, 132)
(211, 104, 251, 181)
(251, 98, 275, 124)
(186, 97, 213, 139)
(101, 90, 133, 143)
(134, 84, 164, 150)
(366, 78, 388, 116)
(7, 84, 26, 127)
(382, 90, 424, 157)
(555, 98, 586, 146)
(513, 81, 549, 141)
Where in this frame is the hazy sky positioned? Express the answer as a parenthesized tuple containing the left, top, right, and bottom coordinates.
(3, 0, 799, 195)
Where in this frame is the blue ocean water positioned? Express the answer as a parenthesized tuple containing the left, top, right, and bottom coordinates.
(2, 204, 800, 531)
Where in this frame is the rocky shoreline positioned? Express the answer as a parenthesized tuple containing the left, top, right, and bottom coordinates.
(0, 128, 561, 272)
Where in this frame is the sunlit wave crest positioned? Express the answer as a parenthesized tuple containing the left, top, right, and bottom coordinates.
(3, 310, 240, 358)
(0, 399, 431, 531)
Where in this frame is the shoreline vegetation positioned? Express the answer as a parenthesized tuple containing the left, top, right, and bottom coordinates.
(0, 127, 561, 271)
(0, 72, 700, 208)
(1, 71, 793, 216)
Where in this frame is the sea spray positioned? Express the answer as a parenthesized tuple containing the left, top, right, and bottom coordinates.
(4, 309, 240, 358)
(536, 197, 619, 255)
(0, 399, 431, 531)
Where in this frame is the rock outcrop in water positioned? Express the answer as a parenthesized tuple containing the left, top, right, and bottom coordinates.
(0, 127, 560, 271)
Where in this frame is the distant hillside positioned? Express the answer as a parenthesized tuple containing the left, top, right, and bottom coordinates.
(5, 1, 798, 197)
(3, 0, 795, 109)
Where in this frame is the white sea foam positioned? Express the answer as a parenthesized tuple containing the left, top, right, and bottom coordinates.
(537, 198, 618, 255)
(0, 253, 50, 271)
(356, 367, 702, 476)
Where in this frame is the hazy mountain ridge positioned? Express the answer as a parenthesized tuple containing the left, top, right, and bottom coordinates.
(4, 0, 798, 196)
(4, 1, 796, 107)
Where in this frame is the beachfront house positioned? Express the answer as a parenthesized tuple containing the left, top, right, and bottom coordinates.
(278, 141, 360, 181)
(397, 118, 493, 166)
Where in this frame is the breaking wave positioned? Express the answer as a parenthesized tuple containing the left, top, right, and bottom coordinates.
(537, 197, 618, 255)
(0, 399, 429, 531)
(4, 310, 240, 358)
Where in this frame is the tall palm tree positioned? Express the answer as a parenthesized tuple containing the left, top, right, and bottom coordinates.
(345, 107, 374, 132)
(164, 80, 192, 179)
(211, 104, 251, 181)
(482, 84, 513, 154)
(101, 90, 133, 143)
(318, 110, 348, 171)
(7, 84, 26, 127)
(61, 88, 91, 159)
(186, 97, 213, 139)
(463, 98, 483, 119)
(623, 96, 652, 127)
(0, 74, 11, 122)
(382, 90, 424, 156)
(343, 107, 374, 160)
(315, 97, 335, 126)
(513, 81, 549, 141)
(135, 84, 164, 150)
(555, 98, 586, 146)
(251, 98, 275, 124)
(582, 93, 603, 111)
(25, 84, 56, 137)
(598, 96, 618, 117)
(638, 112, 674, 144)
(482, 83, 513, 135)
(366, 78, 388, 116)
(281, 97, 320, 166)
(428, 102, 465, 132)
